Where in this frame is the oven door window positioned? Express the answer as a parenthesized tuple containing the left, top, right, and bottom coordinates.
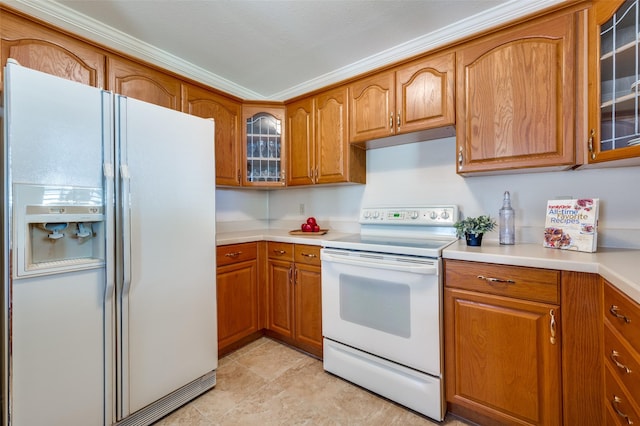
(340, 274, 410, 337)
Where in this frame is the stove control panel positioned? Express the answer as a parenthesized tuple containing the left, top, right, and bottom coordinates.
(360, 206, 459, 226)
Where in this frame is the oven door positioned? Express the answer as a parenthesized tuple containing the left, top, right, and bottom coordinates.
(320, 248, 441, 376)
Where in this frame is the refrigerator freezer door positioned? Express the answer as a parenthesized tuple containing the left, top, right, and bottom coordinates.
(116, 96, 216, 418)
(3, 62, 111, 425)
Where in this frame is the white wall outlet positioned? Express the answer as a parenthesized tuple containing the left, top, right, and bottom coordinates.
(299, 203, 305, 214)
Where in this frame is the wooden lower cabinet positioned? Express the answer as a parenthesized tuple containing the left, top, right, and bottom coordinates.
(266, 242, 322, 358)
(216, 242, 261, 356)
(444, 260, 561, 426)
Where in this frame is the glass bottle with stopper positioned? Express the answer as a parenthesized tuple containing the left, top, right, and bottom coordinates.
(499, 191, 515, 245)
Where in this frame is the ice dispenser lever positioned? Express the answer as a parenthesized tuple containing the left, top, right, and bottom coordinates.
(75, 223, 92, 238)
(42, 222, 68, 240)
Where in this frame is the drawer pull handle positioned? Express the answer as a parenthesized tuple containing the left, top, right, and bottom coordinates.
(549, 309, 557, 345)
(301, 252, 317, 258)
(477, 275, 515, 284)
(610, 305, 631, 323)
(224, 251, 242, 258)
(273, 249, 287, 255)
(612, 396, 634, 424)
(611, 350, 633, 374)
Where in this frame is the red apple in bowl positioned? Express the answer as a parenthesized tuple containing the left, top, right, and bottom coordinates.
(312, 224, 320, 232)
(301, 223, 312, 232)
(306, 217, 317, 226)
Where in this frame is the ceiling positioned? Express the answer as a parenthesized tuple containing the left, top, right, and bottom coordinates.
(9, 0, 565, 100)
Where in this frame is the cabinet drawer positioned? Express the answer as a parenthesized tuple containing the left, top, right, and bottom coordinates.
(605, 365, 640, 426)
(294, 244, 321, 266)
(605, 321, 640, 406)
(604, 282, 640, 352)
(268, 242, 294, 261)
(444, 260, 559, 304)
(216, 242, 257, 267)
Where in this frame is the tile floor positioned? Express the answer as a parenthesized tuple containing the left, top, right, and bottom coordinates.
(154, 337, 474, 425)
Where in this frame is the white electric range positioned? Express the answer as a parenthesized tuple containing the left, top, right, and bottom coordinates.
(320, 205, 459, 422)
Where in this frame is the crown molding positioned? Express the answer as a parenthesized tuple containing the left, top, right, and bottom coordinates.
(270, 0, 567, 100)
(6, 0, 566, 101)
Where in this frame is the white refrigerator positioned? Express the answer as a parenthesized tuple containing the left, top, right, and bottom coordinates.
(1, 61, 217, 426)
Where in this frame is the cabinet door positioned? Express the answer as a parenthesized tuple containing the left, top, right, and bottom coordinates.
(242, 105, 286, 187)
(316, 86, 364, 184)
(0, 11, 105, 88)
(445, 288, 561, 426)
(456, 12, 575, 174)
(588, 0, 640, 164)
(267, 259, 293, 338)
(183, 83, 242, 186)
(286, 97, 315, 186)
(293, 263, 322, 358)
(396, 52, 455, 134)
(349, 71, 395, 142)
(216, 259, 259, 354)
(108, 56, 181, 110)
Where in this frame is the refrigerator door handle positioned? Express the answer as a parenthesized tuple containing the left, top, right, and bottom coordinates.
(120, 163, 132, 296)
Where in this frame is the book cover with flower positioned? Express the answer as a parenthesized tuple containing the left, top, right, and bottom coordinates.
(543, 199, 599, 252)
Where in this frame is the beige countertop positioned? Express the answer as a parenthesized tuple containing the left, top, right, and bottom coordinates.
(216, 228, 356, 247)
(217, 230, 640, 304)
(443, 240, 640, 304)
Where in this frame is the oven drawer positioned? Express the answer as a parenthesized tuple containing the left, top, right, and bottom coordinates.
(267, 242, 294, 261)
(444, 259, 559, 304)
(294, 244, 321, 266)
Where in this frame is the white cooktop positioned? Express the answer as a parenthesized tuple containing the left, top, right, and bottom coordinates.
(323, 206, 459, 257)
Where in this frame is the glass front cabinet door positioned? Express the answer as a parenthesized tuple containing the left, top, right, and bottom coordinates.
(242, 105, 286, 186)
(589, 0, 640, 164)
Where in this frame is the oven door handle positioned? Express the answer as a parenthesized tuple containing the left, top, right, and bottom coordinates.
(321, 251, 437, 275)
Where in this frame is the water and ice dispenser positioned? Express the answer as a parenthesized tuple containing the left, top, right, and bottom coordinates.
(14, 184, 105, 277)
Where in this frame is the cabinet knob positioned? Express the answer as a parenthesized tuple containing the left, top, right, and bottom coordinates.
(224, 251, 242, 258)
(389, 113, 394, 132)
(273, 249, 287, 255)
(458, 147, 464, 170)
(301, 252, 317, 258)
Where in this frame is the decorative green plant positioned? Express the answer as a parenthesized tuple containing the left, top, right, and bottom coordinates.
(454, 215, 497, 238)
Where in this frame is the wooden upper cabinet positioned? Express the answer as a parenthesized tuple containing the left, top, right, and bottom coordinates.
(316, 86, 365, 184)
(182, 83, 242, 186)
(349, 71, 395, 143)
(108, 56, 181, 110)
(349, 52, 455, 145)
(287, 86, 365, 186)
(587, 0, 640, 165)
(286, 97, 315, 186)
(395, 52, 455, 134)
(242, 104, 286, 187)
(0, 11, 105, 88)
(456, 12, 576, 174)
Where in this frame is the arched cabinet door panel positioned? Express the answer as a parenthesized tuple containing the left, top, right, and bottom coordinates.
(1, 12, 105, 87)
(108, 56, 180, 110)
(183, 83, 242, 186)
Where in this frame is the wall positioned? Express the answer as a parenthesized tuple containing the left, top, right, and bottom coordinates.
(217, 137, 640, 248)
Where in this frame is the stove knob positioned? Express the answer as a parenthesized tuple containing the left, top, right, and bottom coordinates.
(441, 210, 450, 220)
(429, 211, 438, 220)
(363, 211, 371, 219)
(372, 210, 380, 219)
(410, 211, 419, 219)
